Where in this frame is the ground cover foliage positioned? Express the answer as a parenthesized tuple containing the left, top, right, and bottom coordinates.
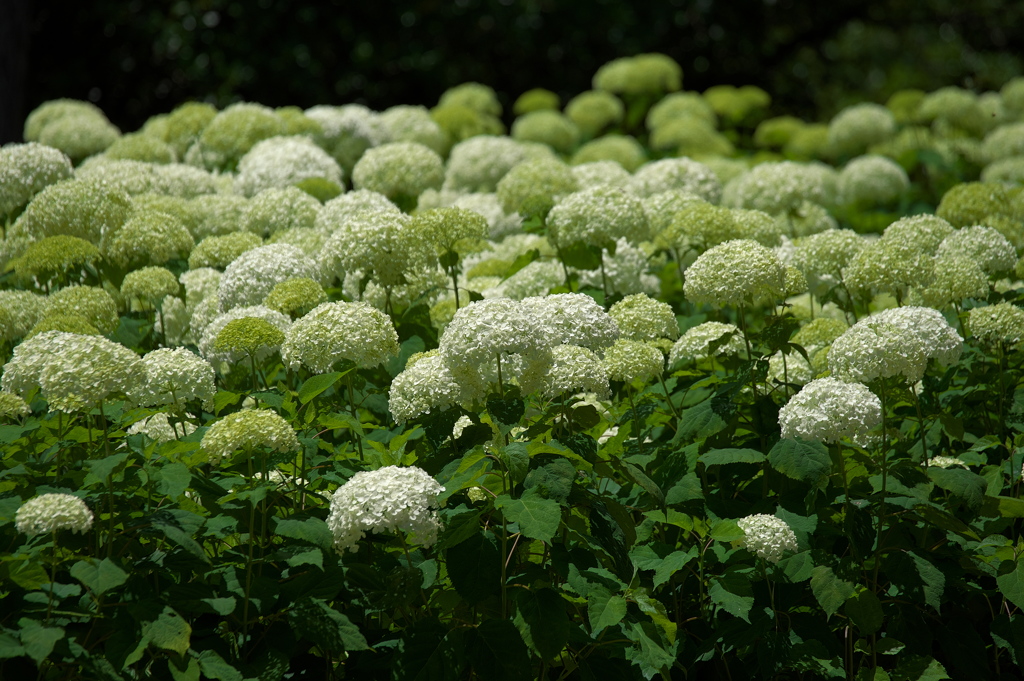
(4, 54, 1024, 681)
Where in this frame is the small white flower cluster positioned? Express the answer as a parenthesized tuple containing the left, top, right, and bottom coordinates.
(736, 513, 799, 563)
(837, 155, 910, 208)
(968, 302, 1024, 347)
(234, 136, 344, 197)
(327, 465, 444, 554)
(602, 339, 664, 384)
(778, 377, 881, 443)
(937, 225, 1016, 276)
(521, 293, 620, 350)
(0, 142, 73, 218)
(281, 301, 399, 374)
(684, 239, 787, 308)
(608, 294, 679, 342)
(218, 244, 322, 311)
(129, 348, 216, 412)
(669, 321, 745, 366)
(547, 185, 650, 249)
(388, 351, 465, 424)
(443, 135, 533, 192)
(542, 345, 610, 399)
(16, 493, 93, 536)
(320, 210, 435, 289)
(201, 408, 300, 460)
(630, 158, 722, 203)
(722, 161, 837, 215)
(127, 413, 197, 443)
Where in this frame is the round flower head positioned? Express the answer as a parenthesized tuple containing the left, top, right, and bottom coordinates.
(663, 201, 734, 253)
(188, 231, 262, 270)
(874, 306, 963, 367)
(0, 142, 73, 219)
(263, 277, 327, 318)
(127, 413, 197, 443)
(842, 239, 934, 304)
(189, 194, 251, 241)
(564, 90, 625, 139)
(234, 135, 344, 197)
(438, 298, 549, 375)
(0, 392, 31, 420)
(389, 351, 467, 423)
(218, 244, 322, 311)
(737, 514, 799, 564)
(511, 110, 580, 153)
(16, 493, 93, 536)
(487, 260, 565, 300)
(602, 339, 664, 384)
(513, 88, 560, 115)
(778, 377, 882, 443)
(0, 290, 49, 341)
(937, 226, 1016, 276)
(104, 131, 175, 164)
(242, 186, 321, 238)
(918, 253, 989, 308)
(519, 293, 620, 351)
(443, 136, 534, 193)
(318, 190, 401, 230)
(968, 302, 1024, 347)
(593, 53, 682, 97)
(327, 466, 444, 554)
(24, 99, 107, 141)
(571, 135, 647, 172)
(837, 155, 910, 208)
(352, 142, 444, 206)
(213, 318, 285, 359)
(450, 192, 523, 240)
(411, 207, 489, 255)
(547, 185, 650, 249)
(27, 313, 100, 338)
(631, 158, 722, 204)
(9, 179, 132, 247)
(304, 104, 388, 174)
(130, 347, 216, 412)
(37, 114, 120, 164)
(608, 294, 678, 342)
(704, 85, 771, 126)
(575, 238, 660, 297)
(722, 161, 837, 215)
(379, 105, 447, 155)
(153, 163, 219, 198)
(647, 91, 718, 130)
(649, 117, 734, 157)
(792, 317, 848, 348)
(685, 239, 787, 308)
(936, 182, 1013, 229)
(188, 102, 284, 171)
(754, 116, 806, 149)
(198, 305, 291, 366)
(792, 229, 866, 287)
(496, 158, 579, 218)
(282, 301, 399, 373)
(201, 408, 300, 460)
(982, 122, 1024, 163)
(645, 190, 705, 247)
(104, 209, 195, 269)
(827, 103, 896, 158)
(439, 82, 502, 116)
(541, 345, 611, 399)
(8, 235, 100, 288)
(121, 266, 180, 307)
(180, 268, 222, 309)
(669, 322, 744, 366)
(36, 334, 142, 413)
(319, 210, 434, 288)
(572, 161, 633, 191)
(45, 285, 119, 334)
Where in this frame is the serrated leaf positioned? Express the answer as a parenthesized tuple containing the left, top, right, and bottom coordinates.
(495, 491, 561, 542)
(274, 517, 333, 552)
(710, 519, 744, 542)
(998, 561, 1024, 611)
(927, 467, 986, 509)
(588, 587, 628, 634)
(198, 650, 242, 681)
(629, 545, 696, 590)
(678, 396, 734, 442)
(70, 558, 128, 596)
(845, 587, 883, 635)
(709, 570, 753, 622)
(777, 551, 814, 583)
(624, 620, 676, 679)
(298, 371, 344, 404)
(154, 462, 191, 498)
(982, 495, 1024, 518)
(501, 442, 530, 486)
(810, 566, 856, 617)
(142, 607, 191, 656)
(513, 588, 569, 661)
(700, 448, 765, 466)
(287, 597, 369, 653)
(213, 390, 241, 414)
(168, 655, 201, 681)
(523, 457, 574, 504)
(18, 619, 64, 664)
(768, 438, 831, 487)
(84, 451, 129, 486)
(891, 655, 950, 681)
(665, 472, 704, 504)
(286, 548, 323, 569)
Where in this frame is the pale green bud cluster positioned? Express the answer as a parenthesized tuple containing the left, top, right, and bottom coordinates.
(570, 135, 646, 172)
(379, 105, 447, 156)
(106, 210, 194, 268)
(564, 90, 624, 139)
(121, 266, 180, 305)
(542, 345, 610, 399)
(602, 339, 664, 384)
(188, 231, 262, 270)
(352, 142, 444, 203)
(243, 186, 321, 237)
(827, 103, 897, 158)
(609, 294, 678, 342)
(968, 302, 1024, 347)
(685, 239, 787, 308)
(281, 301, 399, 373)
(631, 158, 722, 203)
(186, 102, 284, 171)
(0, 142, 73, 218)
(263, 278, 327, 318)
(46, 285, 119, 334)
(201, 408, 300, 460)
(511, 110, 581, 153)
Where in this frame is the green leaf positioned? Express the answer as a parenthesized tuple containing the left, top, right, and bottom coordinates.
(500, 442, 530, 486)
(197, 650, 243, 681)
(495, 491, 561, 542)
(629, 544, 696, 590)
(213, 390, 242, 414)
(845, 587, 883, 635)
(891, 656, 950, 681)
(768, 438, 831, 487)
(998, 560, 1024, 611)
(927, 467, 986, 509)
(386, 335, 426, 377)
(288, 597, 369, 653)
(982, 495, 1024, 518)
(466, 619, 532, 681)
(700, 448, 765, 466)
(502, 249, 540, 280)
(678, 396, 734, 442)
(777, 551, 814, 583)
(810, 566, 856, 617)
(274, 517, 333, 552)
(588, 587, 628, 634)
(154, 462, 191, 498)
(201, 597, 236, 616)
(18, 619, 64, 664)
(141, 607, 191, 656)
(298, 371, 344, 404)
(70, 558, 128, 596)
(623, 620, 676, 680)
(286, 548, 324, 569)
(710, 519, 743, 542)
(168, 656, 201, 681)
(513, 588, 569, 661)
(84, 451, 129, 485)
(435, 509, 483, 550)
(709, 569, 754, 622)
(857, 669, 891, 681)
(623, 462, 664, 506)
(522, 457, 575, 504)
(446, 531, 501, 602)
(487, 393, 525, 426)
(560, 242, 603, 270)
(665, 472, 704, 504)
(912, 504, 980, 541)
(0, 631, 25, 659)
(7, 556, 50, 590)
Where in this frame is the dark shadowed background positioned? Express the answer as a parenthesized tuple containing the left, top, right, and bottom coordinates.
(2, 0, 1022, 143)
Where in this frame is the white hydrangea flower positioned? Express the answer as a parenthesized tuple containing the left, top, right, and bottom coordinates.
(0, 290, 49, 341)
(872, 306, 963, 367)
(439, 298, 549, 375)
(684, 239, 787, 308)
(388, 351, 468, 423)
(281, 301, 399, 373)
(198, 305, 291, 366)
(722, 161, 837, 214)
(201, 408, 300, 460)
(602, 339, 664, 384)
(16, 493, 93, 536)
(576, 238, 660, 297)
(443, 135, 532, 192)
(926, 456, 968, 469)
(837, 155, 910, 207)
(541, 345, 610, 399)
(937, 225, 1016, 276)
(778, 377, 881, 443)
(319, 210, 435, 288)
(0, 392, 31, 419)
(218, 244, 322, 311)
(669, 322, 744, 366)
(547, 185, 650, 248)
(351, 141, 445, 201)
(519, 293, 620, 351)
(127, 413, 197, 443)
(631, 158, 722, 203)
(485, 260, 564, 300)
(327, 466, 444, 553)
(234, 135, 344, 197)
(737, 514, 799, 563)
(608, 293, 679, 342)
(129, 348, 216, 412)
(968, 302, 1024, 347)
(571, 160, 633, 190)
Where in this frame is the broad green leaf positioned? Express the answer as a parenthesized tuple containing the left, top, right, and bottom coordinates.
(998, 560, 1024, 611)
(710, 519, 743, 542)
(845, 587, 883, 635)
(502, 249, 540, 280)
(981, 495, 1024, 518)
(168, 655, 201, 681)
(286, 548, 324, 569)
(298, 371, 343, 404)
(7, 556, 50, 590)
(891, 655, 950, 681)
(665, 472, 704, 504)
(623, 462, 664, 506)
(927, 467, 986, 509)
(857, 669, 891, 681)
(810, 566, 856, 617)
(274, 517, 333, 552)
(677, 397, 733, 442)
(142, 607, 191, 656)
(700, 448, 765, 466)
(18, 619, 64, 664)
(513, 588, 569, 661)
(634, 592, 677, 644)
(500, 442, 530, 486)
(70, 558, 128, 596)
(588, 587, 628, 634)
(912, 504, 980, 541)
(624, 620, 676, 679)
(522, 457, 575, 504)
(213, 390, 241, 414)
(768, 438, 831, 487)
(629, 544, 696, 589)
(777, 551, 814, 583)
(709, 570, 753, 622)
(154, 462, 191, 498)
(560, 242, 603, 270)
(495, 491, 561, 542)
(466, 619, 532, 681)
(200, 597, 236, 616)
(435, 509, 483, 550)
(393, 619, 467, 681)
(198, 650, 243, 681)
(84, 451, 129, 486)
(288, 597, 369, 653)
(908, 552, 945, 612)
(0, 631, 25, 659)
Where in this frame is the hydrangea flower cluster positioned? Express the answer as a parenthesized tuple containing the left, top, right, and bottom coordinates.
(0, 142, 73, 219)
(736, 514, 799, 563)
(684, 239, 787, 308)
(542, 345, 611, 399)
(669, 322, 745, 366)
(320, 210, 435, 289)
(127, 413, 198, 443)
(16, 493, 94, 536)
(351, 142, 444, 204)
(129, 348, 216, 412)
(520, 293, 620, 350)
(547, 185, 650, 249)
(201, 408, 300, 460)
(281, 301, 399, 373)
(388, 351, 466, 423)
(778, 377, 882, 443)
(968, 302, 1024, 347)
(218, 244, 322, 311)
(234, 136, 343, 197)
(602, 339, 664, 384)
(608, 294, 678, 342)
(327, 466, 444, 554)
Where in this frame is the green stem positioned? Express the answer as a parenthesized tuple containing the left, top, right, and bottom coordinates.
(347, 374, 364, 462)
(873, 384, 889, 593)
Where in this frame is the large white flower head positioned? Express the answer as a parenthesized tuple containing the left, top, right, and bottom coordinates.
(443, 135, 532, 192)
(379, 105, 447, 155)
(0, 142, 73, 218)
(438, 298, 549, 374)
(685, 239, 787, 308)
(873, 306, 963, 367)
(542, 345, 611, 399)
(129, 348, 216, 412)
(937, 225, 1016, 276)
(327, 466, 444, 554)
(0, 290, 49, 341)
(351, 141, 444, 203)
(486, 260, 565, 300)
(792, 229, 866, 286)
(519, 293, 620, 351)
(918, 253, 989, 308)
(722, 161, 837, 214)
(281, 301, 399, 373)
(234, 135, 344, 198)
(968, 302, 1024, 347)
(827, 103, 897, 157)
(737, 514, 799, 564)
(304, 104, 389, 173)
(842, 239, 934, 303)
(201, 408, 300, 460)
(669, 321, 745, 366)
(602, 339, 664, 384)
(388, 351, 468, 423)
(880, 216, 951, 256)
(218, 243, 322, 311)
(837, 155, 910, 208)
(128, 413, 197, 443)
(319, 210, 435, 288)
(547, 185, 650, 249)
(608, 294, 679, 342)
(630, 158, 722, 203)
(243, 186, 321, 238)
(198, 305, 291, 366)
(571, 161, 633, 191)
(778, 377, 882, 443)
(16, 493, 93, 536)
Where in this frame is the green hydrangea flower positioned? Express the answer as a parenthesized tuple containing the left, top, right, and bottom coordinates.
(188, 231, 262, 270)
(8, 235, 100, 288)
(570, 135, 646, 172)
(282, 301, 399, 373)
(511, 110, 580, 154)
(0, 142, 74, 219)
(121, 266, 180, 306)
(496, 159, 579, 217)
(201, 408, 299, 460)
(105, 209, 195, 268)
(565, 90, 624, 139)
(263, 277, 327, 318)
(351, 142, 444, 208)
(47, 285, 119, 334)
(104, 133, 176, 164)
